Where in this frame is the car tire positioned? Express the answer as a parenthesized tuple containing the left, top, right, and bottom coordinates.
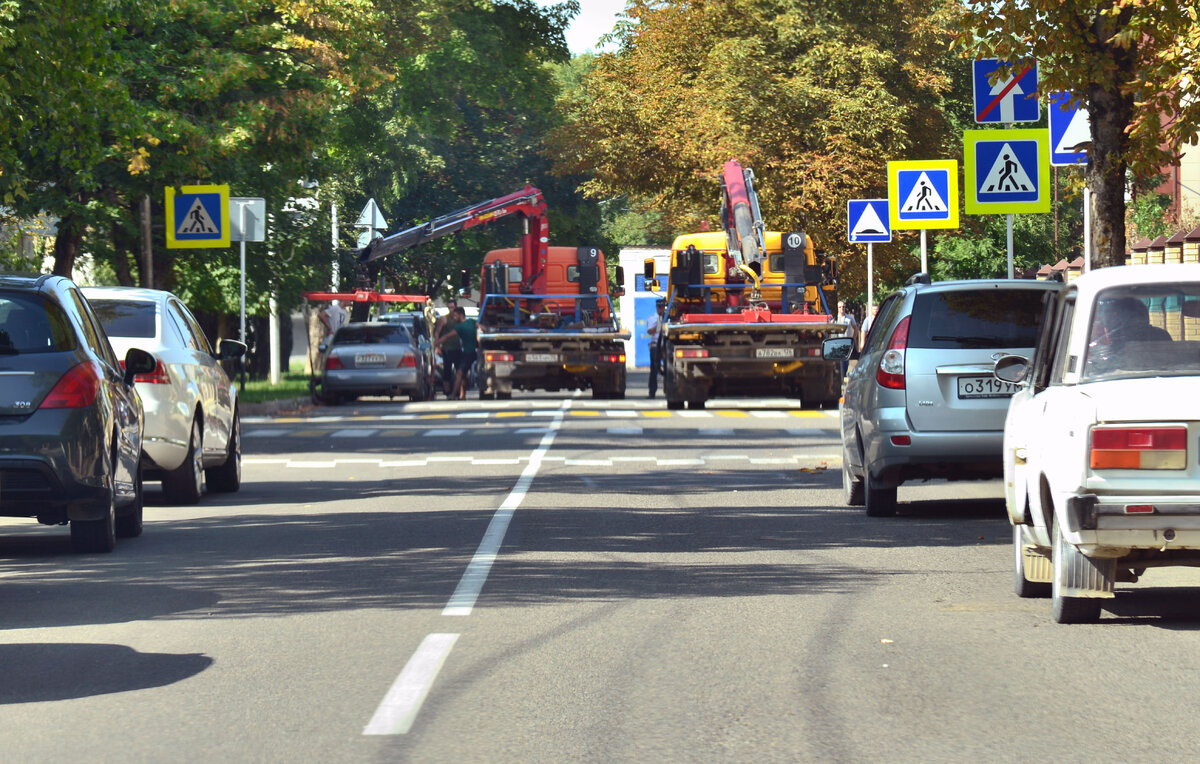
(1013, 524, 1051, 598)
(207, 410, 241, 494)
(72, 450, 117, 553)
(842, 444, 864, 506)
(1051, 520, 1103, 623)
(687, 400, 706, 410)
(864, 469, 897, 517)
(163, 417, 203, 505)
(115, 462, 145, 539)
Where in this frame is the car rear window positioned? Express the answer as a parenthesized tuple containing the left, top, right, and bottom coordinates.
(907, 288, 1046, 349)
(1083, 283, 1200, 380)
(0, 292, 77, 353)
(333, 324, 411, 345)
(89, 299, 156, 339)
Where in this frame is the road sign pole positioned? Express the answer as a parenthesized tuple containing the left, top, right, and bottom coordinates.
(921, 230, 928, 273)
(867, 243, 874, 316)
(331, 201, 340, 291)
(1007, 213, 1015, 279)
(235, 201, 249, 343)
(1083, 187, 1092, 272)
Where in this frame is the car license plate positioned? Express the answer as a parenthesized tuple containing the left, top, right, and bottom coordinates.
(755, 347, 795, 359)
(355, 352, 386, 366)
(526, 353, 560, 363)
(957, 375, 1019, 398)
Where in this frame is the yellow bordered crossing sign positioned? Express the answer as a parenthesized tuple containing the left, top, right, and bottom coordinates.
(887, 160, 959, 230)
(964, 129, 1050, 214)
(165, 184, 230, 249)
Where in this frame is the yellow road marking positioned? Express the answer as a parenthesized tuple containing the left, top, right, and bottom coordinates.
(641, 411, 672, 418)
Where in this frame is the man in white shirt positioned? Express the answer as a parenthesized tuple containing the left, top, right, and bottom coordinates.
(320, 300, 349, 341)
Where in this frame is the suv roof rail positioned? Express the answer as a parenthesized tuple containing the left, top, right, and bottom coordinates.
(904, 272, 932, 287)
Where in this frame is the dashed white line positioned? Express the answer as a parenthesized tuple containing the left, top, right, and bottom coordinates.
(363, 633, 460, 736)
(607, 427, 643, 435)
(424, 429, 466, 437)
(332, 429, 377, 438)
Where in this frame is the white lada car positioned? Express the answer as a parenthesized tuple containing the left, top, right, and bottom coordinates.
(995, 264, 1200, 623)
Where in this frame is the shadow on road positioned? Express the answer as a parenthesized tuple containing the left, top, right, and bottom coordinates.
(0, 643, 212, 703)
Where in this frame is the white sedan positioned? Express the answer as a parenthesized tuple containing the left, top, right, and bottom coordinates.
(84, 287, 246, 504)
(996, 264, 1200, 623)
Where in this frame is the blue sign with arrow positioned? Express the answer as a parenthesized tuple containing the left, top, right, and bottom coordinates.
(972, 59, 1039, 124)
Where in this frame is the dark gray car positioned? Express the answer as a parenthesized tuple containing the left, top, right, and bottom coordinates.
(825, 274, 1062, 517)
(0, 274, 156, 552)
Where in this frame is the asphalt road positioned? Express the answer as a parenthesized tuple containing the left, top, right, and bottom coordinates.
(4, 377, 1200, 762)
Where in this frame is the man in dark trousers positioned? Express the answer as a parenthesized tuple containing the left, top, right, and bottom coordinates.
(646, 299, 666, 398)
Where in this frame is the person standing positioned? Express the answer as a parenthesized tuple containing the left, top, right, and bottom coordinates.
(835, 300, 859, 377)
(646, 299, 666, 398)
(319, 300, 348, 342)
(434, 300, 461, 396)
(860, 303, 879, 351)
(437, 307, 477, 400)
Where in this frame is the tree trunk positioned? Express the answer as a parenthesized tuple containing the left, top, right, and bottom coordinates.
(1086, 9, 1136, 269)
(140, 194, 154, 288)
(51, 214, 82, 279)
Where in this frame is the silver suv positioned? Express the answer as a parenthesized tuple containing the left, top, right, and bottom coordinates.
(825, 274, 1062, 516)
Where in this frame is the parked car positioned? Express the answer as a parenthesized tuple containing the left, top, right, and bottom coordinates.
(0, 274, 156, 552)
(824, 274, 1062, 517)
(315, 321, 434, 404)
(996, 264, 1200, 623)
(379, 309, 438, 397)
(83, 287, 245, 504)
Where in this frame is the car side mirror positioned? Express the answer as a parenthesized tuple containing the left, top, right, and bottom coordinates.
(993, 354, 1030, 384)
(122, 347, 156, 385)
(216, 339, 247, 361)
(822, 336, 854, 361)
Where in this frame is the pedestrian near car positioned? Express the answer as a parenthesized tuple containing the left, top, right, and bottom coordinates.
(320, 300, 348, 342)
(860, 303, 879, 351)
(435, 300, 461, 396)
(436, 307, 477, 400)
(835, 300, 859, 376)
(646, 299, 666, 398)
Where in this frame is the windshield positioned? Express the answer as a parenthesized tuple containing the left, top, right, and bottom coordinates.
(89, 299, 156, 339)
(0, 292, 77, 354)
(332, 324, 412, 346)
(907, 288, 1046, 349)
(1083, 284, 1200, 381)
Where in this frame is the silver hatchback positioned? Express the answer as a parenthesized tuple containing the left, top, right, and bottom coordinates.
(316, 322, 433, 404)
(826, 275, 1062, 517)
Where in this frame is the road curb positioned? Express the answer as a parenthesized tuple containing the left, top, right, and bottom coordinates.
(239, 396, 315, 417)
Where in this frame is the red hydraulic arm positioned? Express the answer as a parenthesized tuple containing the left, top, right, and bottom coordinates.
(721, 160, 766, 268)
(355, 185, 549, 293)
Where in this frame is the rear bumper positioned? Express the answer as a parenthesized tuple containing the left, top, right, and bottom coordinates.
(323, 368, 420, 394)
(864, 405, 1003, 486)
(1062, 493, 1200, 552)
(0, 455, 109, 523)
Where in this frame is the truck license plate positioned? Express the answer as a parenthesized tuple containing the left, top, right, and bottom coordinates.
(957, 375, 1019, 399)
(755, 348, 795, 359)
(526, 353, 560, 363)
(355, 352, 386, 366)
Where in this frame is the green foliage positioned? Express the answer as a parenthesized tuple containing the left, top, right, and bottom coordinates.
(1126, 191, 1174, 243)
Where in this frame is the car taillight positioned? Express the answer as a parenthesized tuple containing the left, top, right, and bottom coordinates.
(119, 359, 171, 384)
(1090, 426, 1187, 470)
(40, 362, 101, 409)
(675, 348, 708, 359)
(598, 353, 626, 364)
(325, 355, 344, 370)
(485, 352, 514, 363)
(876, 315, 909, 389)
(398, 354, 417, 368)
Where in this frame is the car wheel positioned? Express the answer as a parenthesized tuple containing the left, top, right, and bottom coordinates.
(1013, 524, 1051, 598)
(864, 468, 897, 517)
(164, 417, 203, 505)
(1050, 520, 1103, 623)
(687, 400, 706, 410)
(115, 462, 145, 539)
(72, 450, 117, 553)
(207, 410, 241, 493)
(842, 443, 864, 506)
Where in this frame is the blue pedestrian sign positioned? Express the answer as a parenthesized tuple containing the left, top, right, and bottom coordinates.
(165, 184, 230, 249)
(888, 160, 959, 230)
(964, 129, 1050, 214)
(972, 59, 1039, 124)
(847, 199, 891, 243)
(1048, 92, 1090, 166)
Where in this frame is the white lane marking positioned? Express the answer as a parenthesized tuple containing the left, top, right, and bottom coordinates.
(611, 456, 656, 462)
(243, 429, 290, 437)
(457, 412, 490, 419)
(516, 427, 552, 434)
(427, 456, 472, 462)
(751, 411, 788, 418)
(657, 458, 705, 466)
(332, 429, 377, 438)
(607, 427, 643, 435)
(531, 410, 562, 417)
(289, 460, 337, 468)
(381, 414, 416, 420)
(565, 459, 612, 466)
(424, 428, 466, 437)
(703, 454, 751, 461)
(473, 458, 521, 465)
(605, 410, 638, 418)
(379, 459, 428, 467)
(443, 401, 568, 616)
(363, 633, 459, 736)
(245, 458, 289, 464)
(677, 410, 712, 418)
(750, 457, 799, 465)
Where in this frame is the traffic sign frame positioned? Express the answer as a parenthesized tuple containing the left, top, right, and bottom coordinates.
(165, 184, 230, 249)
(964, 129, 1050, 214)
(1048, 91, 1090, 166)
(887, 160, 959, 230)
(847, 199, 891, 243)
(972, 59, 1040, 124)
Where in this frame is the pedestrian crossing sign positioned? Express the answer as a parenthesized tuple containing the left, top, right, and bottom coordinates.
(165, 184, 230, 249)
(964, 129, 1050, 214)
(888, 160, 959, 230)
